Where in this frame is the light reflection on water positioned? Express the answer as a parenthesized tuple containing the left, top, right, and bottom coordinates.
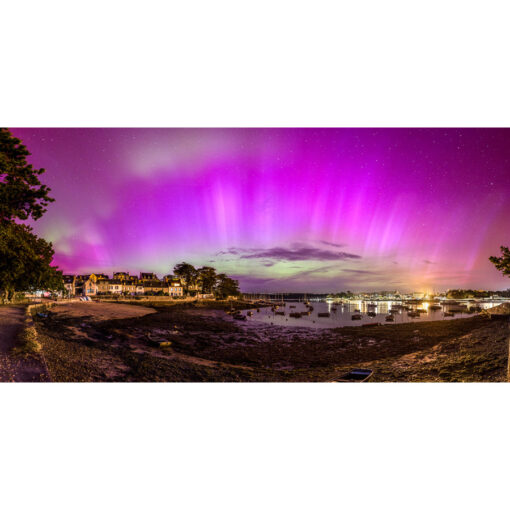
(242, 301, 499, 329)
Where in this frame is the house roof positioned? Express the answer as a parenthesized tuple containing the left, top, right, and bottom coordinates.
(143, 281, 166, 288)
(92, 273, 109, 279)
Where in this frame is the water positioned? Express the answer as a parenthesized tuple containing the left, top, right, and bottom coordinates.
(242, 300, 500, 329)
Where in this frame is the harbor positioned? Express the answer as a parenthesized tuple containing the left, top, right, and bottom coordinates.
(236, 298, 505, 329)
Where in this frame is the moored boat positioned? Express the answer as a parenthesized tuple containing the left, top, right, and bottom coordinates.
(335, 369, 373, 382)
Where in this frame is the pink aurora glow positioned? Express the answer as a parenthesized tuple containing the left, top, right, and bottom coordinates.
(10, 128, 510, 292)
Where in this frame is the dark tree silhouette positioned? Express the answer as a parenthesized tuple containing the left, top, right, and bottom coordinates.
(215, 274, 240, 298)
(173, 262, 199, 295)
(0, 128, 54, 223)
(490, 246, 510, 278)
(0, 223, 63, 301)
(0, 129, 62, 301)
(197, 266, 217, 294)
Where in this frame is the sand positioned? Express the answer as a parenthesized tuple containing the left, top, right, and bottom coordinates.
(48, 302, 156, 321)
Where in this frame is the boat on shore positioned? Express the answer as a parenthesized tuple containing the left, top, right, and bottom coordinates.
(335, 369, 373, 382)
(351, 313, 362, 320)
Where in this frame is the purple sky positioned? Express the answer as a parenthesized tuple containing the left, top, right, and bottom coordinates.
(10, 128, 510, 292)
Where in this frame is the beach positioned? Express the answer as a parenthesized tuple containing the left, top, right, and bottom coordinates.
(30, 300, 510, 382)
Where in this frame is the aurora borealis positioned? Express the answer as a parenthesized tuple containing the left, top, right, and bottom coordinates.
(10, 128, 510, 293)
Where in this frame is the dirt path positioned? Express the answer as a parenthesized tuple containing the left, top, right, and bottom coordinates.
(0, 306, 49, 382)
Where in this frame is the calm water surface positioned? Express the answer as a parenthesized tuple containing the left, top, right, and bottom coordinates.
(241, 301, 500, 329)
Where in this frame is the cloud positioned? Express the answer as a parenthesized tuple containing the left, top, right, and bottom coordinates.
(320, 240, 346, 248)
(342, 268, 376, 274)
(215, 248, 241, 256)
(423, 259, 436, 265)
(232, 275, 276, 287)
(284, 265, 338, 280)
(237, 246, 361, 262)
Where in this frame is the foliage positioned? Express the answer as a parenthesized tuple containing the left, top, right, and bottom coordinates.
(0, 129, 62, 301)
(446, 288, 510, 299)
(329, 291, 354, 299)
(172, 262, 239, 298)
(173, 262, 199, 294)
(215, 273, 240, 298)
(0, 128, 54, 223)
(197, 266, 217, 294)
(490, 246, 510, 278)
(0, 222, 64, 300)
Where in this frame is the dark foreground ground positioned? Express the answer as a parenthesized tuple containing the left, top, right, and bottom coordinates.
(31, 300, 510, 382)
(0, 306, 50, 382)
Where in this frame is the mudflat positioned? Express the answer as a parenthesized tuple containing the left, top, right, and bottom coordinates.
(31, 300, 510, 382)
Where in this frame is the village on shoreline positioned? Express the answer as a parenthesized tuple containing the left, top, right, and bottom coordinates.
(60, 272, 186, 298)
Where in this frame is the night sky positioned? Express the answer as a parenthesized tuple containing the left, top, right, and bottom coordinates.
(10, 128, 510, 292)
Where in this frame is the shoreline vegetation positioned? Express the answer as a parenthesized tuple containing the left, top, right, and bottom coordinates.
(30, 299, 510, 382)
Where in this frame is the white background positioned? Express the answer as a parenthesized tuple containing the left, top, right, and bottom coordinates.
(2, 1, 510, 509)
